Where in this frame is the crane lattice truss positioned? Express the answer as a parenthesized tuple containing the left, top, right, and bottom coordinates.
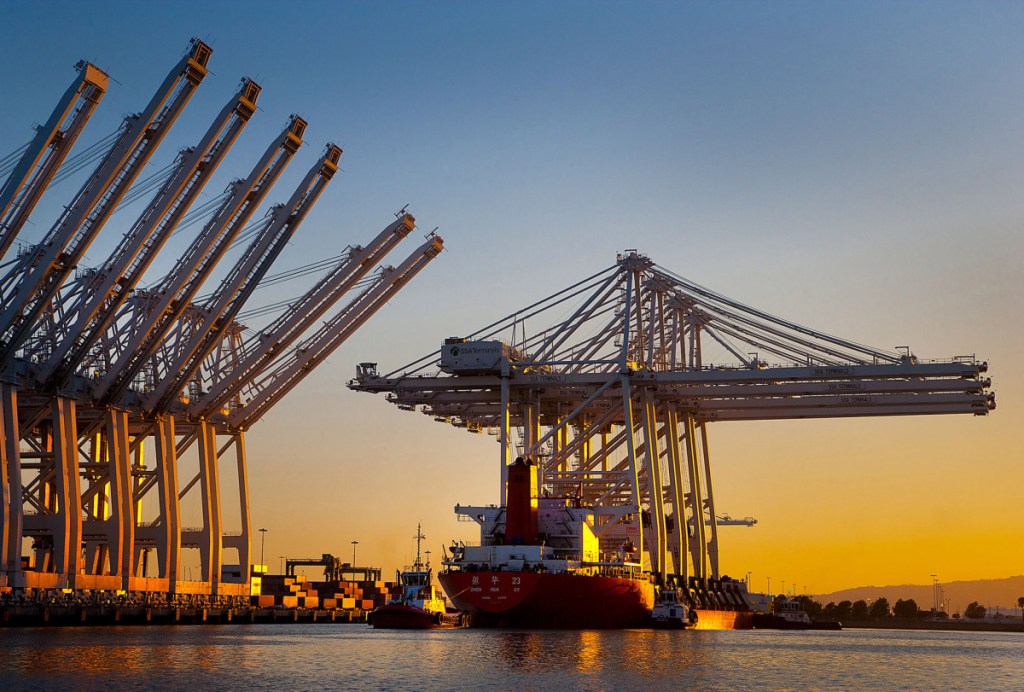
(351, 252, 993, 585)
(0, 41, 443, 599)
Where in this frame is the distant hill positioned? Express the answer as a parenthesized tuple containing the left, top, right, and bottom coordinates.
(816, 576, 1024, 615)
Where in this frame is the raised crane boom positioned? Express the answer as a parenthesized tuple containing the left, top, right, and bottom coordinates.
(36, 78, 262, 389)
(227, 233, 444, 429)
(0, 39, 211, 369)
(0, 61, 109, 260)
(145, 144, 342, 413)
(90, 115, 306, 404)
(189, 212, 416, 418)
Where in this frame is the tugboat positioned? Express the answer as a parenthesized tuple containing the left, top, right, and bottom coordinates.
(368, 524, 463, 629)
(652, 588, 694, 629)
(751, 596, 842, 630)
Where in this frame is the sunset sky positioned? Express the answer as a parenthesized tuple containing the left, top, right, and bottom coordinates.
(3, 0, 1021, 595)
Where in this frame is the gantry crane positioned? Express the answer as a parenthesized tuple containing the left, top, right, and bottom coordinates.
(350, 251, 993, 588)
(187, 212, 417, 421)
(33, 77, 262, 390)
(0, 61, 109, 260)
(0, 39, 212, 370)
(233, 234, 444, 429)
(90, 114, 307, 405)
(144, 143, 342, 414)
(0, 42, 443, 599)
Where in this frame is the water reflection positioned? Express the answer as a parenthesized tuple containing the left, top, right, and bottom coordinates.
(1, 626, 1022, 690)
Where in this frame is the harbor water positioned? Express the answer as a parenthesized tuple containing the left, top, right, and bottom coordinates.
(1, 625, 1021, 690)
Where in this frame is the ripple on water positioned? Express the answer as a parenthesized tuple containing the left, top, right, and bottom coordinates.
(0, 625, 1021, 691)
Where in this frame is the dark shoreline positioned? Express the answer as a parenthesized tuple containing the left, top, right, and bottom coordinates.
(839, 618, 1024, 633)
(1, 604, 366, 628)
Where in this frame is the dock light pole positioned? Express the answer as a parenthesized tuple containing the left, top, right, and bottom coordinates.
(279, 556, 285, 574)
(767, 576, 771, 597)
(352, 540, 359, 566)
(259, 528, 268, 570)
(931, 574, 939, 612)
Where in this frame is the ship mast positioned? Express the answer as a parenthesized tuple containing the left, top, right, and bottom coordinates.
(414, 523, 426, 571)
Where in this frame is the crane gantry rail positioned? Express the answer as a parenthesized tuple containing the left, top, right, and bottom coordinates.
(0, 41, 443, 601)
(350, 251, 993, 586)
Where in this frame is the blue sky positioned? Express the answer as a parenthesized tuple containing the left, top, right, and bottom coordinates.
(2, 1, 1022, 590)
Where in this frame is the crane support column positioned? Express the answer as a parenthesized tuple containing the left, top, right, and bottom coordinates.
(639, 387, 666, 580)
(104, 408, 135, 588)
(196, 420, 222, 592)
(699, 422, 720, 579)
(219, 432, 251, 590)
(522, 395, 541, 497)
(662, 404, 688, 581)
(620, 375, 644, 570)
(682, 413, 708, 580)
(498, 368, 511, 499)
(153, 416, 181, 586)
(0, 385, 22, 587)
(49, 397, 83, 587)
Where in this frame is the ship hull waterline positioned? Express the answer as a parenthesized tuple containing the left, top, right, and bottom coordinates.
(439, 570, 656, 629)
(369, 603, 464, 629)
(439, 571, 754, 630)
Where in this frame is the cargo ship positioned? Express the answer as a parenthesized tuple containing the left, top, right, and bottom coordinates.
(438, 457, 751, 629)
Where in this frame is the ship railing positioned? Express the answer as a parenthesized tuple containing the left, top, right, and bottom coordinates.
(580, 560, 644, 579)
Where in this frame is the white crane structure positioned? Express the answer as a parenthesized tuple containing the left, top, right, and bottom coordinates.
(0, 41, 444, 602)
(350, 251, 993, 588)
(0, 61, 109, 260)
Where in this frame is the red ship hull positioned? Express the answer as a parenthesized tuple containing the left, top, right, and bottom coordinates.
(369, 603, 437, 629)
(438, 570, 655, 629)
(692, 608, 753, 630)
(369, 603, 465, 629)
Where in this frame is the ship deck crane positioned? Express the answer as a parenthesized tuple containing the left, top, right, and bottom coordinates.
(0, 39, 211, 370)
(0, 61, 109, 260)
(90, 114, 307, 405)
(349, 251, 994, 588)
(34, 78, 262, 390)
